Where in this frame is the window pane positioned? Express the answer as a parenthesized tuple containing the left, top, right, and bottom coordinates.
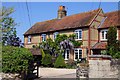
(75, 49, 78, 52)
(75, 54, 78, 59)
(42, 34, 46, 41)
(75, 52, 78, 59)
(76, 33, 78, 39)
(79, 50, 82, 59)
(102, 31, 104, 39)
(79, 30, 82, 39)
(44, 35, 46, 41)
(67, 50, 69, 59)
(105, 31, 108, 39)
(28, 36, 31, 43)
(75, 30, 82, 39)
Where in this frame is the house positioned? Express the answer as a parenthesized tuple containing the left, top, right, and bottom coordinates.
(24, 6, 120, 61)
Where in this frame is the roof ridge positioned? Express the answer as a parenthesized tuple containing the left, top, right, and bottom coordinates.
(36, 18, 58, 24)
(24, 8, 104, 35)
(33, 8, 101, 24)
(65, 8, 101, 17)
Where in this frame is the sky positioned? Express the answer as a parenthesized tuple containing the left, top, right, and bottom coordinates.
(2, 2, 119, 43)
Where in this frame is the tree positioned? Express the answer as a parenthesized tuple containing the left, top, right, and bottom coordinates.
(107, 26, 120, 58)
(54, 53, 66, 68)
(2, 46, 33, 78)
(41, 53, 52, 67)
(1, 7, 22, 47)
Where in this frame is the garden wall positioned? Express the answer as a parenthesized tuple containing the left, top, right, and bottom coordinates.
(89, 55, 120, 79)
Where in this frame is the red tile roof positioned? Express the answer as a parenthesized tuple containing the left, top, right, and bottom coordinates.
(24, 9, 120, 36)
(24, 9, 100, 35)
(92, 42, 107, 49)
(100, 10, 120, 29)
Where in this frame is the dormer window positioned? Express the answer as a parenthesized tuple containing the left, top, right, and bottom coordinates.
(41, 34, 46, 42)
(74, 29, 82, 40)
(28, 36, 31, 43)
(53, 32, 59, 40)
(100, 29, 108, 41)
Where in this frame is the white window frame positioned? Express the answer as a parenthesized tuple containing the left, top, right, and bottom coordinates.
(28, 35, 31, 43)
(117, 30, 119, 40)
(74, 29, 82, 40)
(41, 34, 46, 42)
(100, 29, 108, 41)
(74, 48, 82, 61)
(64, 49, 70, 60)
(53, 32, 59, 40)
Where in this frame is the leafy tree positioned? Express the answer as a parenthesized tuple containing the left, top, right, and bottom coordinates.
(107, 26, 120, 58)
(1, 7, 22, 47)
(54, 54, 66, 68)
(41, 53, 52, 67)
(2, 46, 33, 76)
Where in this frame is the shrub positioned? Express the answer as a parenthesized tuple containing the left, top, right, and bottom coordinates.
(113, 51, 120, 59)
(2, 46, 33, 73)
(66, 59, 76, 69)
(54, 54, 66, 68)
(109, 47, 120, 59)
(41, 49, 45, 58)
(41, 53, 52, 67)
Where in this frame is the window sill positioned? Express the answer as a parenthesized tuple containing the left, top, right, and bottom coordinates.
(64, 59, 69, 60)
(74, 59, 81, 61)
(101, 39, 107, 41)
(28, 42, 31, 44)
(75, 39, 82, 41)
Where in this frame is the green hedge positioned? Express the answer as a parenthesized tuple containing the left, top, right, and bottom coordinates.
(2, 46, 33, 73)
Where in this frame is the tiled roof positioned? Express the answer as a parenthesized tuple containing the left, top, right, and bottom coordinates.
(24, 9, 100, 35)
(100, 10, 120, 29)
(92, 42, 107, 49)
(29, 48, 41, 55)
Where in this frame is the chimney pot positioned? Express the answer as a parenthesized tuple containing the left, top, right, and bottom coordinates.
(57, 5, 67, 19)
(59, 6, 65, 10)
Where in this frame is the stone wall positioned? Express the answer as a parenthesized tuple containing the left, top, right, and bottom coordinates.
(0, 73, 20, 80)
(89, 55, 120, 79)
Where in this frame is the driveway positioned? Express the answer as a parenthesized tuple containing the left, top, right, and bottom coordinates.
(38, 68, 76, 78)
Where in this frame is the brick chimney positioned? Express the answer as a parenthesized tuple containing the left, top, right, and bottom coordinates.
(57, 6, 67, 19)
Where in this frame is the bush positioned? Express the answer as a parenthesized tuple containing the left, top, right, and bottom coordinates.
(41, 49, 45, 58)
(41, 53, 52, 67)
(2, 46, 33, 73)
(54, 54, 66, 68)
(113, 52, 120, 59)
(66, 59, 76, 69)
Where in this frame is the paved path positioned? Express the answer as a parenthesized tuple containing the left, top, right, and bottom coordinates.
(39, 68, 76, 78)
